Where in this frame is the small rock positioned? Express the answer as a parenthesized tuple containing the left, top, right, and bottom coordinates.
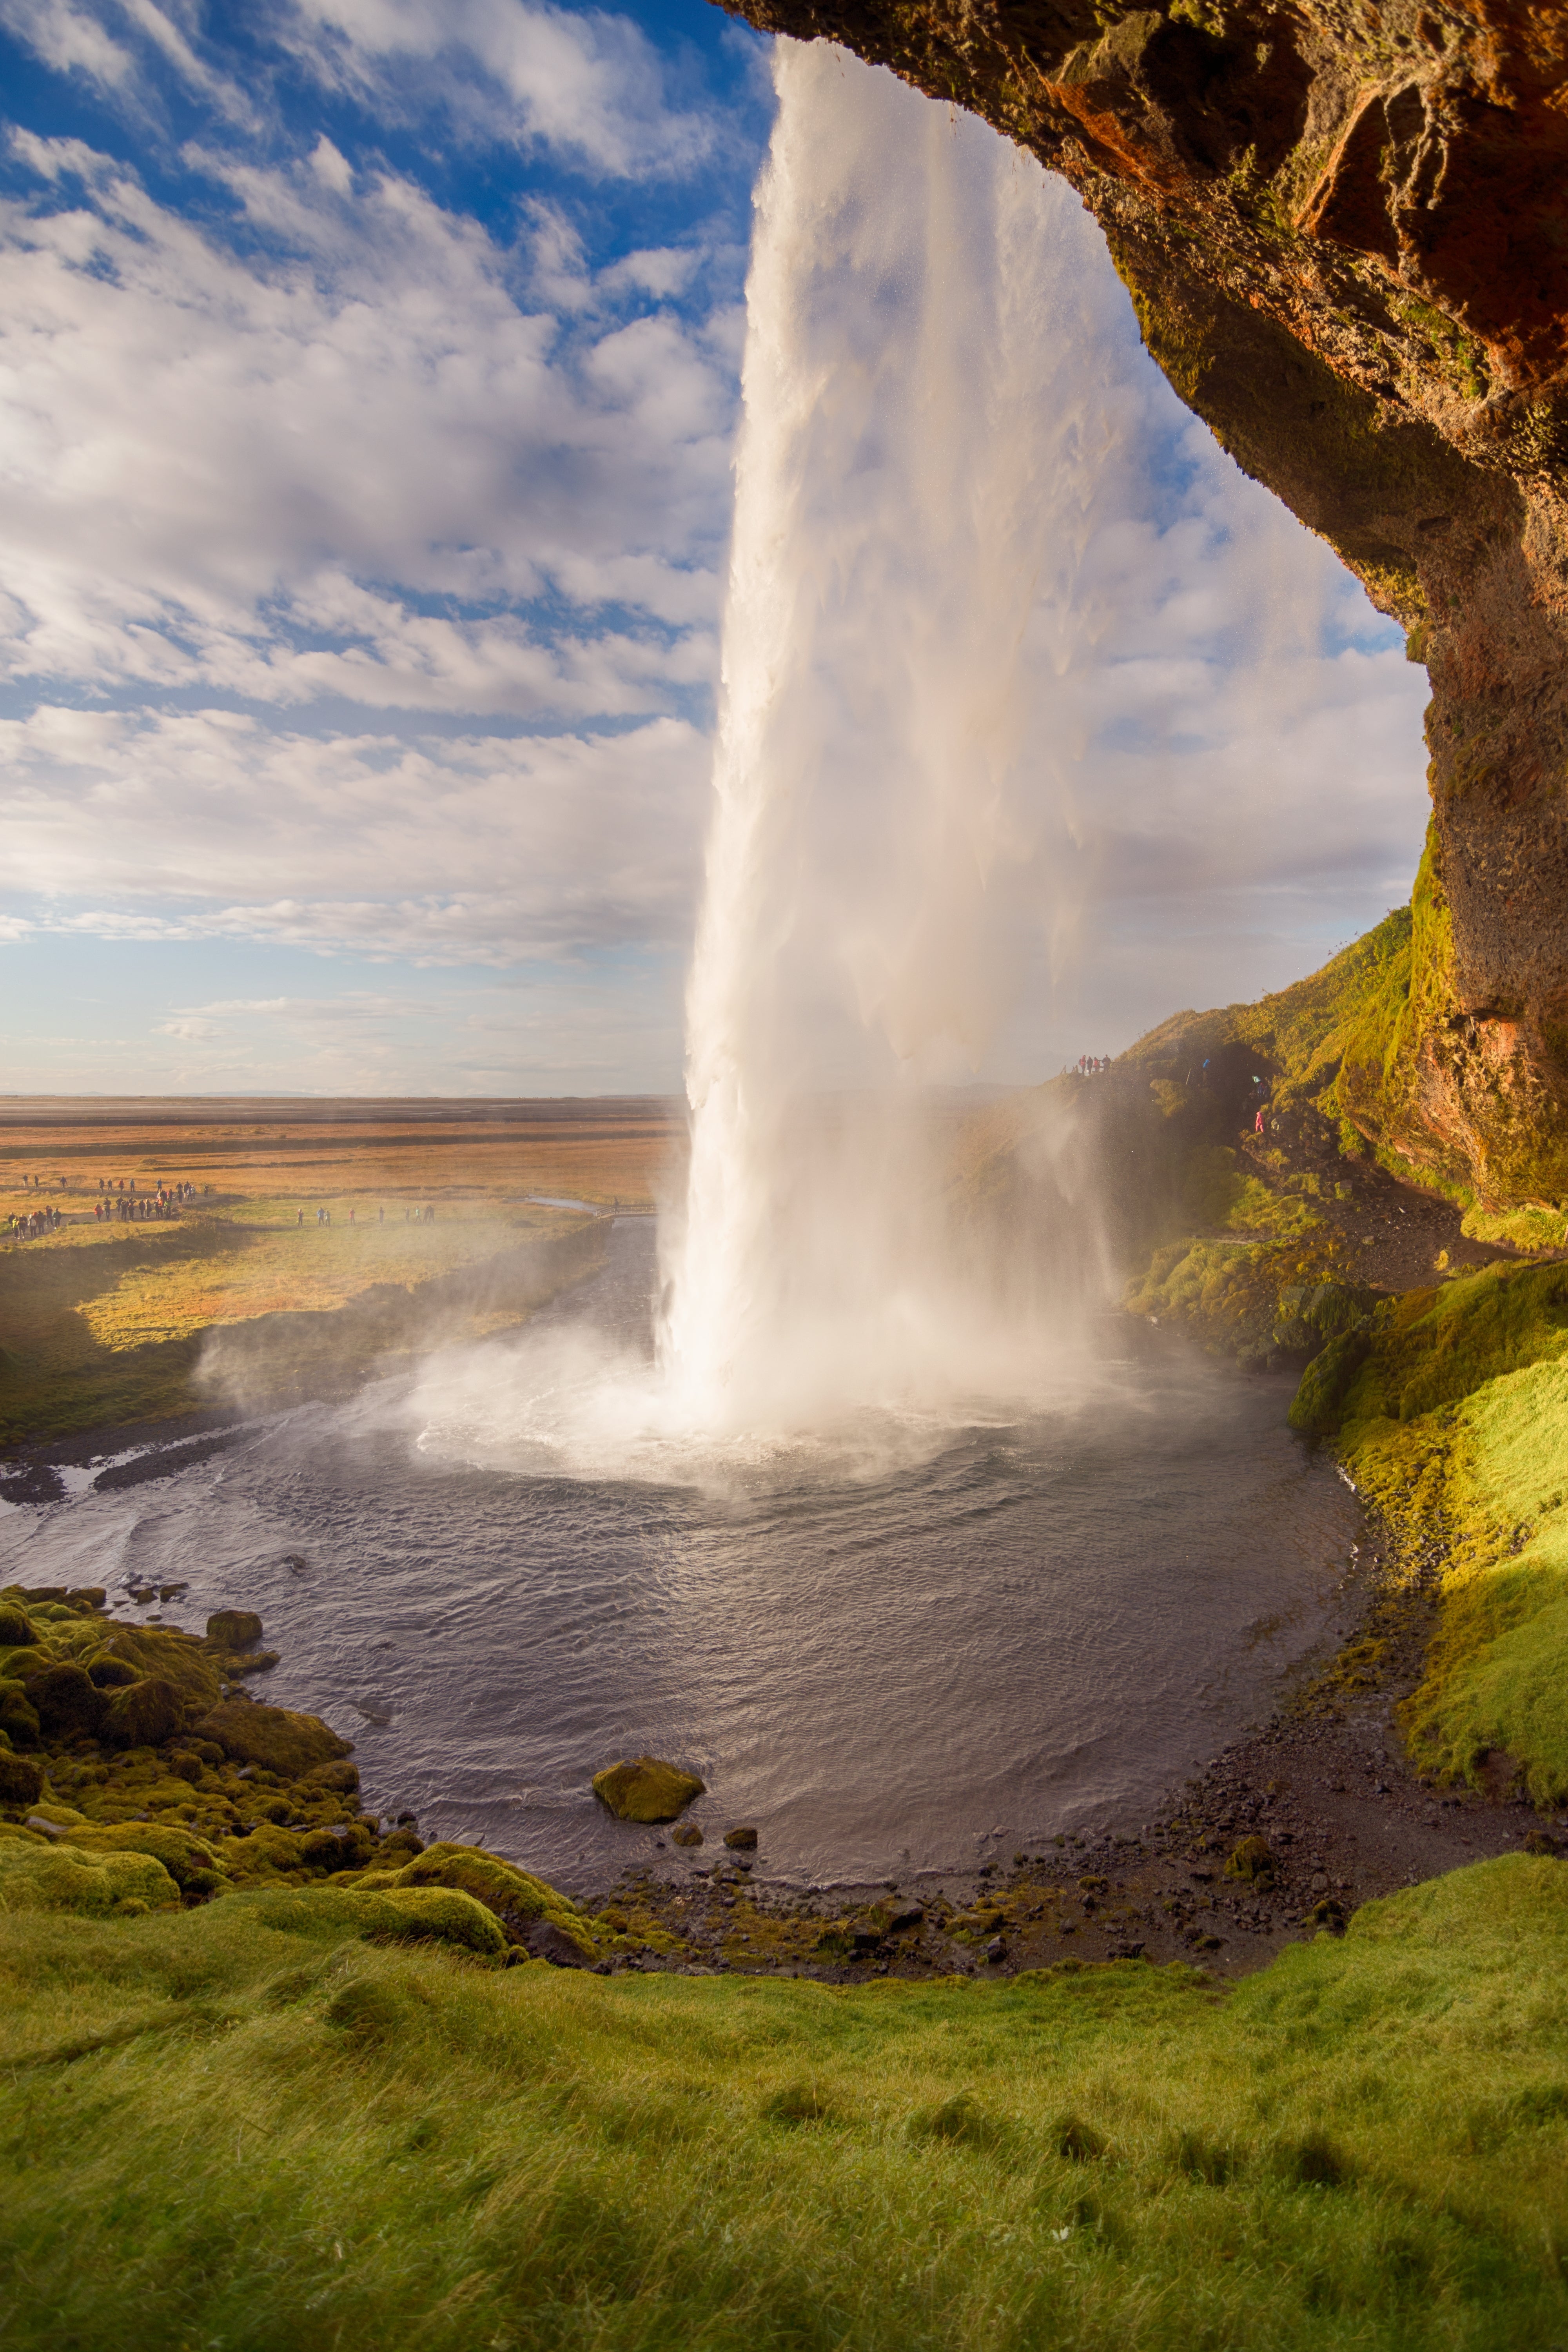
(671, 1822, 703, 1847)
(526, 1920, 595, 1969)
(984, 1936, 1007, 1964)
(1311, 1871, 1330, 1893)
(723, 1824, 759, 1849)
(207, 1609, 263, 1650)
(592, 1755, 705, 1824)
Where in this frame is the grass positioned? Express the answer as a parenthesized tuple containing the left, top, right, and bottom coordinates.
(1309, 1261, 1568, 1806)
(2, 1859, 1567, 2348)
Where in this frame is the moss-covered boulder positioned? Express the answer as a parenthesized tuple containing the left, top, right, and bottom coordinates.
(592, 1755, 704, 1823)
(85, 1651, 139, 1690)
(376, 1887, 508, 1955)
(0, 1604, 37, 1648)
(0, 1751, 43, 1806)
(0, 1685, 40, 1749)
(67, 1821, 230, 1895)
(1224, 1836, 1276, 1884)
(222, 1824, 308, 1881)
(102, 1675, 185, 1749)
(24, 1661, 107, 1740)
(0, 1837, 180, 1916)
(207, 1610, 263, 1650)
(94, 1626, 222, 1714)
(192, 1698, 350, 1777)
(390, 1842, 593, 1947)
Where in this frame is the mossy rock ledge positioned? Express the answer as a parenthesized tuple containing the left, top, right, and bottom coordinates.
(592, 1756, 705, 1823)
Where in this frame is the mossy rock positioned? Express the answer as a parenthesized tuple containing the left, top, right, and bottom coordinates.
(0, 1604, 37, 1648)
(240, 1882, 505, 1956)
(94, 1627, 222, 1714)
(67, 1821, 230, 1894)
(192, 1698, 351, 1777)
(223, 1824, 309, 1880)
(85, 1651, 139, 1690)
(0, 1686, 40, 1749)
(0, 1837, 180, 1916)
(0, 1752, 43, 1806)
(206, 1610, 263, 1650)
(1224, 1836, 1276, 1884)
(23, 1662, 107, 1740)
(376, 1887, 508, 1955)
(392, 1842, 591, 1945)
(1288, 1328, 1372, 1434)
(102, 1676, 186, 1749)
(592, 1755, 705, 1823)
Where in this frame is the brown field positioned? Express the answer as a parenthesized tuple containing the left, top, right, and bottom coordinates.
(0, 1097, 685, 1447)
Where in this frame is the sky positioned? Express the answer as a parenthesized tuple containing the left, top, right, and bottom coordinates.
(0, 0, 1433, 1098)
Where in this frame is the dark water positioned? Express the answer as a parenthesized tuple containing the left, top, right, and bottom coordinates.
(0, 1222, 1361, 1889)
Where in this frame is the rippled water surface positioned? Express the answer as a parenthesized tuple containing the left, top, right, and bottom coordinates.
(0, 1222, 1362, 1887)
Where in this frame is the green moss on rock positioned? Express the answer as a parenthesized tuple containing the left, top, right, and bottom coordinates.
(0, 1837, 180, 1916)
(102, 1677, 186, 1750)
(591, 1755, 704, 1823)
(192, 1699, 351, 1778)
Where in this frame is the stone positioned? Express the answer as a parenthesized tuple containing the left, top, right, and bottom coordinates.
(193, 1698, 351, 1777)
(103, 1676, 185, 1750)
(0, 1753, 44, 1805)
(527, 1918, 595, 1969)
(207, 1610, 264, 1650)
(1225, 1836, 1276, 1884)
(24, 1662, 107, 1740)
(0, 1604, 37, 1648)
(591, 1755, 705, 1824)
(984, 1936, 1007, 1964)
(722, 1824, 759, 1849)
(671, 1822, 703, 1847)
(85, 1651, 138, 1689)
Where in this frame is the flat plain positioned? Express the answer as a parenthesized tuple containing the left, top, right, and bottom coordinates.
(0, 1096, 684, 1445)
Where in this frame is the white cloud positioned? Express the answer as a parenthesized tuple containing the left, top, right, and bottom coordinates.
(0, 132, 731, 714)
(0, 707, 708, 962)
(282, 0, 723, 178)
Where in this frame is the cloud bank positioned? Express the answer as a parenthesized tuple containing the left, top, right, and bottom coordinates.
(0, 2, 1431, 1094)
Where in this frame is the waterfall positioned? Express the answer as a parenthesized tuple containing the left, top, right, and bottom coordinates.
(657, 39, 1120, 1434)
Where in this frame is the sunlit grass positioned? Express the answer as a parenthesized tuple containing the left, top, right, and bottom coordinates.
(2, 1857, 1566, 2348)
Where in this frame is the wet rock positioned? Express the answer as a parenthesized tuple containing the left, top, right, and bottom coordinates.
(592, 1755, 705, 1824)
(887, 1902, 925, 1931)
(0, 1604, 37, 1648)
(723, 1825, 759, 1850)
(527, 1919, 595, 1969)
(207, 1610, 263, 1650)
(305, 1759, 360, 1795)
(671, 1822, 704, 1847)
(984, 1936, 1007, 1964)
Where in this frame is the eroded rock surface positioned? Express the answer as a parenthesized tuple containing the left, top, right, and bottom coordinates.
(716, 0, 1568, 1205)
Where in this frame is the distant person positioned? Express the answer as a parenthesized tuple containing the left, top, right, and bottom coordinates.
(1254, 1110, 1265, 1134)
(377, 1205, 384, 1223)
(348, 1208, 356, 1225)
(297, 1209, 304, 1226)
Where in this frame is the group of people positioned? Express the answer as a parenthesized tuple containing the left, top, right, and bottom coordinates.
(292, 1204, 434, 1225)
(96, 1181, 194, 1224)
(1073, 1054, 1112, 1076)
(6, 1174, 199, 1242)
(9, 1204, 63, 1241)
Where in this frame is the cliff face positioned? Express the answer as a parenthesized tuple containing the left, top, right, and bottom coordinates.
(716, 0, 1568, 1209)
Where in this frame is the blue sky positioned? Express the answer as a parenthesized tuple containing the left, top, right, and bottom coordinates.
(0, 0, 1431, 1094)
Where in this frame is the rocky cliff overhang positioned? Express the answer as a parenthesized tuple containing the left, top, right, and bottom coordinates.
(714, 0, 1568, 1206)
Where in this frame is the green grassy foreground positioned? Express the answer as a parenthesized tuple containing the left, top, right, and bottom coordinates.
(4, 1859, 1568, 2351)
